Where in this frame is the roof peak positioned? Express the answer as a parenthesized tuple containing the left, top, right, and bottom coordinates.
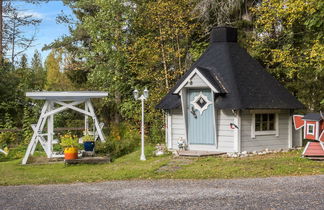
(210, 27, 237, 43)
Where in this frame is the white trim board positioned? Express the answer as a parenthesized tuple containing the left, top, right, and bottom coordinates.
(306, 124, 315, 135)
(173, 68, 219, 94)
(26, 91, 108, 101)
(251, 112, 279, 138)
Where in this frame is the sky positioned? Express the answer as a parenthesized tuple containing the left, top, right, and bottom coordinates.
(9, 1, 74, 65)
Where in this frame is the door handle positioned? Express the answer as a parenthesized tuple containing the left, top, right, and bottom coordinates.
(190, 106, 197, 119)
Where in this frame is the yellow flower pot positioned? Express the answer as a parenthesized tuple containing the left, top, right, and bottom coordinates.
(64, 147, 78, 160)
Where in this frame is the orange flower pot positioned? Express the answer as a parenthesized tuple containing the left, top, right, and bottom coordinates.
(64, 147, 78, 160)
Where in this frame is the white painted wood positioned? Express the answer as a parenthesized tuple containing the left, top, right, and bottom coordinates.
(302, 141, 310, 156)
(169, 108, 234, 152)
(43, 101, 85, 118)
(292, 127, 302, 147)
(306, 124, 315, 135)
(47, 101, 54, 158)
(167, 112, 172, 149)
(190, 91, 213, 114)
(216, 109, 234, 152)
(288, 115, 292, 148)
(86, 100, 105, 142)
(174, 68, 219, 94)
(0, 149, 7, 155)
(241, 110, 290, 152)
(22, 96, 107, 164)
(170, 109, 186, 149)
(56, 101, 92, 117)
(211, 91, 217, 148)
(316, 121, 320, 140)
(185, 73, 208, 88)
(233, 110, 241, 152)
(251, 113, 255, 139)
(250, 112, 279, 138)
(84, 103, 89, 133)
(26, 91, 108, 100)
(22, 101, 49, 164)
(180, 89, 188, 144)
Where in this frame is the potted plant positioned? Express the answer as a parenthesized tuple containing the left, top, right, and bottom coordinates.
(82, 133, 95, 152)
(60, 133, 79, 160)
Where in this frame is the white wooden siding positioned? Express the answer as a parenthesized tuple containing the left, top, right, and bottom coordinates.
(241, 110, 289, 152)
(185, 73, 208, 88)
(292, 128, 302, 147)
(216, 109, 234, 152)
(170, 109, 186, 149)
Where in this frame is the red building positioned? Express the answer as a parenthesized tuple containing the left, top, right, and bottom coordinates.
(293, 113, 324, 160)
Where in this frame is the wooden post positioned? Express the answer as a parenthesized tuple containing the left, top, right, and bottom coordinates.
(288, 114, 293, 149)
(87, 100, 105, 142)
(22, 101, 49, 164)
(47, 101, 54, 158)
(85, 102, 89, 133)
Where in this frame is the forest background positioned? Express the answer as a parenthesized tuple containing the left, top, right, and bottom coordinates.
(0, 0, 323, 158)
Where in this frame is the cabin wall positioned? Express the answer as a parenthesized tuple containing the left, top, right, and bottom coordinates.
(216, 109, 235, 152)
(241, 110, 290, 152)
(169, 108, 186, 150)
(292, 128, 302, 147)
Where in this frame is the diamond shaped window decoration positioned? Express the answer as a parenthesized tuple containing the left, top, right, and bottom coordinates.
(190, 91, 212, 115)
(196, 97, 207, 108)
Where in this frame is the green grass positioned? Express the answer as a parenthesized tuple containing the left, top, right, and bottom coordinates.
(0, 147, 323, 186)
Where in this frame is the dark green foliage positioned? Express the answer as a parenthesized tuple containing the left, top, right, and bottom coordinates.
(95, 123, 140, 160)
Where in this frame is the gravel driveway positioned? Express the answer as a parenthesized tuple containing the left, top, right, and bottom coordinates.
(0, 175, 323, 209)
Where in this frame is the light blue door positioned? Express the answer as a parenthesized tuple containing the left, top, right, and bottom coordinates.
(187, 89, 215, 145)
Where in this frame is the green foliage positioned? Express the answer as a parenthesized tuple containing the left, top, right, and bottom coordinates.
(0, 145, 27, 162)
(250, 0, 324, 111)
(45, 50, 73, 91)
(0, 132, 18, 148)
(0, 149, 323, 185)
(60, 133, 79, 148)
(95, 123, 140, 160)
(82, 134, 94, 142)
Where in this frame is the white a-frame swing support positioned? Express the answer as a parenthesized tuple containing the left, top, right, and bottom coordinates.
(22, 91, 108, 165)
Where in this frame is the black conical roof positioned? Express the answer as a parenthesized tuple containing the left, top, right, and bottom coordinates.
(156, 27, 304, 110)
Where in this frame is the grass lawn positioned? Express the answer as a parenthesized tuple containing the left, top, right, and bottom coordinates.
(0, 147, 323, 185)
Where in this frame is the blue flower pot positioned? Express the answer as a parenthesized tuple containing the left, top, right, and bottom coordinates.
(84, 142, 95, 151)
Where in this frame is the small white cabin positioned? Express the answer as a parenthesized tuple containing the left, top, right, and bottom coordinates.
(157, 27, 304, 153)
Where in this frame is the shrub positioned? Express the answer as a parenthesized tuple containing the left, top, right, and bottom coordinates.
(60, 133, 79, 148)
(148, 119, 165, 144)
(0, 145, 27, 162)
(0, 131, 18, 148)
(95, 122, 140, 160)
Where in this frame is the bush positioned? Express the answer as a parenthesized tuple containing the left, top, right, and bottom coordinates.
(0, 131, 18, 148)
(95, 122, 140, 160)
(0, 145, 27, 162)
(148, 119, 165, 144)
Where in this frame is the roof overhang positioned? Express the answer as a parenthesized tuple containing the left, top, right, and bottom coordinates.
(173, 68, 220, 94)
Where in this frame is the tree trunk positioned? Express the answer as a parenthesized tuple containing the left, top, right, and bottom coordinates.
(159, 26, 169, 89)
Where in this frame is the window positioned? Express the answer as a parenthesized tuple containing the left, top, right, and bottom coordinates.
(307, 124, 315, 135)
(255, 114, 275, 131)
(251, 112, 279, 138)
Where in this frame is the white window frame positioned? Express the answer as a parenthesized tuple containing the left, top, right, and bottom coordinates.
(306, 124, 315, 135)
(251, 111, 279, 138)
